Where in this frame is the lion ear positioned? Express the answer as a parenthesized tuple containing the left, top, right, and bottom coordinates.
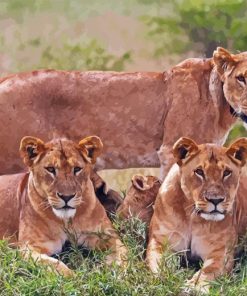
(78, 136, 103, 164)
(226, 138, 247, 167)
(173, 137, 199, 166)
(131, 174, 152, 191)
(213, 47, 236, 80)
(20, 136, 45, 167)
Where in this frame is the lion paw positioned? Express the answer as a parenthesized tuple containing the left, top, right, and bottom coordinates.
(55, 261, 75, 278)
(182, 278, 210, 295)
(105, 249, 127, 267)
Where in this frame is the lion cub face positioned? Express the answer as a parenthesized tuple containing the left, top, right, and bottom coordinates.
(20, 136, 103, 219)
(173, 137, 247, 222)
(214, 47, 247, 120)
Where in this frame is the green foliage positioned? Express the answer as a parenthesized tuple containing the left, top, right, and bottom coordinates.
(225, 122, 247, 146)
(39, 40, 131, 71)
(0, 1, 133, 74)
(141, 0, 247, 57)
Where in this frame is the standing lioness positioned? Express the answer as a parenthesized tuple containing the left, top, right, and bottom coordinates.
(147, 137, 247, 293)
(0, 136, 127, 276)
(1, 47, 247, 178)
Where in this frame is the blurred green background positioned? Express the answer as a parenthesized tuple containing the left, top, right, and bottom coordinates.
(1, 0, 247, 190)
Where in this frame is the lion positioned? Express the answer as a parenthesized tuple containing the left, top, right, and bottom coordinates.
(146, 137, 247, 293)
(0, 47, 247, 179)
(117, 174, 161, 224)
(0, 135, 127, 276)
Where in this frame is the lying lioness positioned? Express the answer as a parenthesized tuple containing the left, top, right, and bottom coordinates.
(117, 174, 161, 224)
(0, 136, 127, 276)
(146, 137, 247, 293)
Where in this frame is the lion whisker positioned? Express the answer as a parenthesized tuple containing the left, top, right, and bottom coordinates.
(184, 203, 195, 211)
(39, 201, 51, 211)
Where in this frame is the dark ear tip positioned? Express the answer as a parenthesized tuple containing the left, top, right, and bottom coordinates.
(235, 148, 244, 161)
(178, 146, 188, 160)
(26, 146, 38, 159)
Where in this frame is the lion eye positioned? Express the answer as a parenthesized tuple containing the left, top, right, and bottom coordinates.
(223, 169, 232, 179)
(45, 167, 56, 176)
(237, 75, 246, 84)
(194, 168, 205, 179)
(74, 167, 82, 175)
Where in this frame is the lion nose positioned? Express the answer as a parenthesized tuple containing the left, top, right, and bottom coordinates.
(57, 192, 76, 203)
(206, 197, 224, 206)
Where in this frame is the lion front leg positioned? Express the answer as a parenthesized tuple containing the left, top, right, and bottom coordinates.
(157, 144, 175, 180)
(185, 252, 234, 294)
(95, 227, 128, 266)
(82, 223, 128, 267)
(21, 247, 74, 277)
(146, 237, 164, 273)
(101, 236, 128, 266)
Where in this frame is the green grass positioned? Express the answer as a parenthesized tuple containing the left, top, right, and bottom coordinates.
(0, 217, 247, 295)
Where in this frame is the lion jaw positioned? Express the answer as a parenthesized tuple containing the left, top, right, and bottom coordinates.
(52, 207, 76, 220)
(200, 212, 225, 222)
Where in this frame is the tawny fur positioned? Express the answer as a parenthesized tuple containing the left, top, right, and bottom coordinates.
(0, 136, 127, 276)
(147, 137, 247, 293)
(1, 48, 247, 178)
(117, 174, 161, 224)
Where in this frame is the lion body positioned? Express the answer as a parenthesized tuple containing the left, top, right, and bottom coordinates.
(0, 173, 25, 241)
(0, 53, 239, 176)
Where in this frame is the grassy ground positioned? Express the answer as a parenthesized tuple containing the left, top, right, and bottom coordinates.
(1, 217, 247, 296)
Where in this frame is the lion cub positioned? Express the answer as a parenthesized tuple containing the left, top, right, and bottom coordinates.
(147, 137, 247, 293)
(117, 174, 161, 224)
(0, 136, 127, 276)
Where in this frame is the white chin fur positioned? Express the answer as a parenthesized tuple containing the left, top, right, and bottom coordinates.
(52, 208, 76, 220)
(200, 212, 225, 221)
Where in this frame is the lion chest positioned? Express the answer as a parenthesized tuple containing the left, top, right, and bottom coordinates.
(190, 235, 208, 260)
(189, 223, 212, 260)
(42, 237, 67, 256)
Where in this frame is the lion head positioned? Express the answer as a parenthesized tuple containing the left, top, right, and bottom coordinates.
(20, 135, 103, 220)
(173, 137, 247, 222)
(213, 47, 247, 121)
(117, 174, 161, 223)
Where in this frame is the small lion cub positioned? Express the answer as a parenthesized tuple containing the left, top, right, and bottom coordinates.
(0, 136, 127, 276)
(117, 174, 161, 224)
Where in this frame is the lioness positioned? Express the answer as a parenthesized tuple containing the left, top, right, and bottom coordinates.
(146, 137, 247, 293)
(0, 47, 246, 178)
(0, 136, 127, 276)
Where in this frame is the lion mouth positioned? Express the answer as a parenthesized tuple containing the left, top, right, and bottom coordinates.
(62, 205, 75, 210)
(209, 209, 224, 214)
(197, 209, 225, 215)
(194, 207, 226, 221)
(52, 205, 75, 210)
